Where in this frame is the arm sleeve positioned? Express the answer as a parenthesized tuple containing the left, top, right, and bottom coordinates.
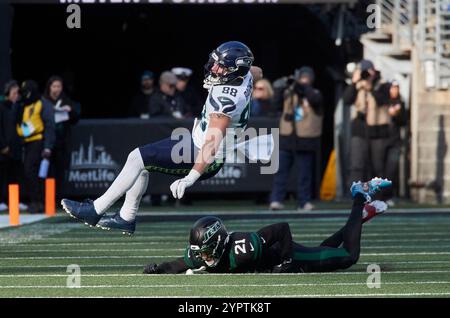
(69, 100, 81, 125)
(393, 100, 408, 127)
(257, 222, 293, 261)
(304, 87, 323, 115)
(373, 83, 391, 106)
(155, 257, 190, 274)
(342, 84, 358, 106)
(0, 108, 7, 149)
(148, 95, 161, 117)
(41, 101, 55, 150)
(152, 245, 205, 274)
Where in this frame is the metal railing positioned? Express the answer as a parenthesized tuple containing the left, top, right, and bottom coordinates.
(376, 0, 450, 89)
(377, 0, 416, 49)
(418, 0, 450, 89)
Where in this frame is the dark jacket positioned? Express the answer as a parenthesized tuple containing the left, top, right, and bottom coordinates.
(148, 90, 189, 118)
(42, 93, 80, 149)
(342, 72, 387, 139)
(177, 84, 202, 117)
(251, 98, 276, 117)
(129, 90, 153, 118)
(386, 97, 407, 146)
(0, 100, 22, 161)
(279, 85, 323, 151)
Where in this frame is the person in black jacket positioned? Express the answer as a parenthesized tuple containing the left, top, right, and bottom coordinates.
(148, 71, 190, 119)
(42, 76, 81, 201)
(0, 80, 27, 211)
(172, 67, 201, 118)
(129, 71, 155, 119)
(384, 80, 407, 200)
(16, 80, 55, 213)
(342, 59, 386, 189)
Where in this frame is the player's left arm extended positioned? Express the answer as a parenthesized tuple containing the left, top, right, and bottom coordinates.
(143, 257, 189, 274)
(170, 113, 230, 199)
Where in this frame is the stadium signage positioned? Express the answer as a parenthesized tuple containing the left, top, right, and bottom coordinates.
(68, 136, 119, 190)
(62, 119, 304, 196)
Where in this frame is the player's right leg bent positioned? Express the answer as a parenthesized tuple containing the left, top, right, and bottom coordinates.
(94, 137, 223, 234)
(62, 147, 146, 227)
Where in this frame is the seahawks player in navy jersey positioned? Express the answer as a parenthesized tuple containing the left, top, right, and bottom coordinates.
(61, 42, 272, 235)
(143, 178, 392, 274)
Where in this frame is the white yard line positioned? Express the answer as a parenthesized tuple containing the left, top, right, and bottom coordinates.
(27, 232, 450, 240)
(2, 270, 450, 277)
(1, 260, 450, 269)
(13, 293, 450, 298)
(3, 238, 450, 247)
(2, 251, 450, 260)
(3, 245, 450, 253)
(1, 281, 450, 289)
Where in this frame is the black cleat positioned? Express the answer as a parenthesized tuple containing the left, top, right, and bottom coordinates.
(96, 213, 136, 235)
(61, 199, 102, 227)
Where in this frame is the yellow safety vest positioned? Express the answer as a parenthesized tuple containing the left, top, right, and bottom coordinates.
(16, 100, 45, 143)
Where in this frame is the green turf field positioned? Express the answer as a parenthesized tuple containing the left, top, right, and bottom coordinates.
(1, 210, 450, 298)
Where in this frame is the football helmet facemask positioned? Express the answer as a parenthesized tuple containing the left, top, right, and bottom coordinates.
(204, 41, 254, 87)
(189, 216, 229, 267)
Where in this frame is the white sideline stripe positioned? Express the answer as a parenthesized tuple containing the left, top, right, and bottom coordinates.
(1, 281, 450, 289)
(0, 255, 179, 260)
(2, 271, 450, 277)
(4, 238, 450, 246)
(29, 232, 450, 239)
(2, 251, 450, 260)
(2, 260, 450, 269)
(14, 293, 450, 298)
(69, 224, 450, 230)
(49, 230, 450, 235)
(1, 264, 144, 268)
(4, 245, 450, 253)
(2, 261, 450, 270)
(133, 209, 450, 215)
(49, 231, 450, 238)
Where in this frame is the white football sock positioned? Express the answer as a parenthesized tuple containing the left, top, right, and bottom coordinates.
(94, 148, 145, 215)
(119, 170, 149, 222)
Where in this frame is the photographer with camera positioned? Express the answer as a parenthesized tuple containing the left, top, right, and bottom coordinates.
(270, 67, 323, 211)
(343, 59, 390, 189)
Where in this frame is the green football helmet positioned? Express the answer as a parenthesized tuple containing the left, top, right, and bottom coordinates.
(189, 216, 229, 267)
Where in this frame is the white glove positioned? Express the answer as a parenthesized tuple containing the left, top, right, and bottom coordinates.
(170, 170, 201, 199)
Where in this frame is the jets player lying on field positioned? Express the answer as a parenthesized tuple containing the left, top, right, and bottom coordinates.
(143, 178, 392, 274)
(61, 41, 272, 235)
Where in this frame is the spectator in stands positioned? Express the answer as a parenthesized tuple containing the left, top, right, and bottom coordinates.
(172, 67, 201, 117)
(0, 80, 28, 212)
(16, 80, 55, 213)
(342, 59, 384, 188)
(270, 66, 323, 211)
(129, 70, 155, 119)
(384, 80, 407, 204)
(42, 76, 81, 201)
(251, 78, 275, 117)
(148, 71, 189, 119)
(250, 66, 263, 82)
